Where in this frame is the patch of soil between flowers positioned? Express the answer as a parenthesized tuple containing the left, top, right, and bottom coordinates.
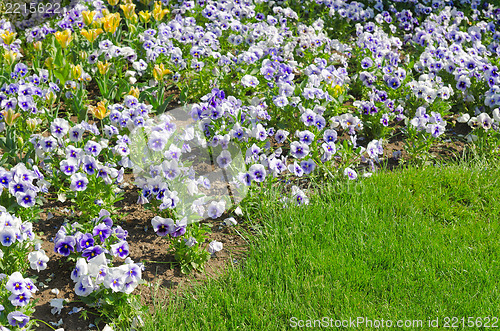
(30, 179, 248, 331)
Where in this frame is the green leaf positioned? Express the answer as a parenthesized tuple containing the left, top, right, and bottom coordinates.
(54, 48, 65, 68)
(53, 69, 66, 85)
(156, 94, 175, 114)
(180, 86, 189, 104)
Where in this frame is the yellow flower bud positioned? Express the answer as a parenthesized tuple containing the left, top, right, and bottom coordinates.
(46, 91, 57, 105)
(33, 41, 42, 51)
(82, 10, 96, 26)
(44, 57, 55, 70)
(108, 0, 119, 6)
(1, 109, 21, 127)
(54, 30, 73, 49)
(26, 118, 39, 132)
(138, 10, 151, 23)
(0, 31, 16, 45)
(3, 50, 19, 66)
(71, 64, 83, 80)
(97, 61, 111, 75)
(89, 101, 110, 120)
(79, 51, 88, 61)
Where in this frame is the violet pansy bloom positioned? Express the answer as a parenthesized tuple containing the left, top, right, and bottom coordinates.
(82, 245, 104, 261)
(54, 235, 76, 256)
(7, 311, 29, 328)
(93, 223, 111, 243)
(151, 216, 174, 236)
(170, 218, 187, 238)
(70, 173, 88, 191)
(110, 241, 129, 258)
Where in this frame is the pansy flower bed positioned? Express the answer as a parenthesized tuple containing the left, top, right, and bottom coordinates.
(0, 0, 499, 328)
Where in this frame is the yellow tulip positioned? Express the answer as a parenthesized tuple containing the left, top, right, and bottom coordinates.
(89, 101, 110, 119)
(128, 86, 140, 98)
(120, 3, 136, 20)
(80, 29, 92, 42)
(153, 63, 171, 81)
(82, 10, 96, 26)
(0, 31, 16, 45)
(153, 1, 169, 21)
(33, 41, 42, 51)
(103, 13, 121, 34)
(1, 109, 21, 127)
(54, 30, 73, 49)
(108, 0, 119, 5)
(95, 27, 105, 38)
(3, 50, 19, 66)
(71, 64, 83, 80)
(81, 28, 103, 43)
(97, 61, 111, 75)
(138, 10, 151, 23)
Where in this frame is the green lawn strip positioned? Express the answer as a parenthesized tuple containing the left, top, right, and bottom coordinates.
(143, 163, 500, 330)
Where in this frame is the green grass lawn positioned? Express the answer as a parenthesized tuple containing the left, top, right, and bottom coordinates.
(143, 163, 500, 330)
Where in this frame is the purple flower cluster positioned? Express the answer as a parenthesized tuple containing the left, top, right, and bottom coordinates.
(0, 208, 34, 247)
(409, 107, 447, 138)
(4, 272, 37, 308)
(53, 210, 129, 260)
(0, 63, 58, 116)
(71, 254, 143, 297)
(0, 163, 48, 208)
(151, 216, 187, 238)
(410, 6, 499, 109)
(28, 117, 125, 204)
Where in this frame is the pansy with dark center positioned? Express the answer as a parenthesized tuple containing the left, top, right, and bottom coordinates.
(82, 245, 104, 261)
(93, 223, 111, 243)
